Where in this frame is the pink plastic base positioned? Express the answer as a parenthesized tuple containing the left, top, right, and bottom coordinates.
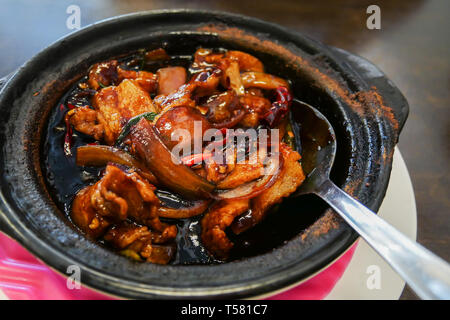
(0, 232, 357, 300)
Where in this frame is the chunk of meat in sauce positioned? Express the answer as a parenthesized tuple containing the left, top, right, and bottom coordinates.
(216, 150, 265, 189)
(153, 84, 196, 110)
(104, 223, 176, 264)
(192, 49, 265, 96)
(153, 67, 222, 111)
(239, 113, 259, 128)
(201, 199, 249, 259)
(240, 93, 272, 115)
(204, 151, 236, 184)
(231, 143, 305, 234)
(92, 79, 158, 144)
(203, 91, 240, 124)
(88, 60, 119, 90)
(117, 67, 158, 92)
(68, 106, 104, 140)
(71, 165, 176, 238)
(155, 105, 211, 151)
(204, 138, 266, 187)
(190, 69, 222, 97)
(238, 93, 272, 127)
(71, 185, 111, 239)
(193, 48, 220, 65)
(89, 60, 159, 92)
(144, 48, 170, 61)
(225, 50, 264, 72)
(157, 66, 187, 95)
(194, 49, 264, 73)
(220, 60, 245, 96)
(201, 91, 246, 129)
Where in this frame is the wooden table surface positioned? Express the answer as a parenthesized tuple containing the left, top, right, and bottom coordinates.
(0, 0, 448, 300)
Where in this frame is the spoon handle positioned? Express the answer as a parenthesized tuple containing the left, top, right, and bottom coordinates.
(316, 179, 450, 299)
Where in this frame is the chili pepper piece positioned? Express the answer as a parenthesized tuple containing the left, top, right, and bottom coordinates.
(181, 152, 213, 167)
(263, 86, 293, 127)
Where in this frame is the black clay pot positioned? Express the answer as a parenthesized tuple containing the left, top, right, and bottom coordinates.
(0, 10, 408, 299)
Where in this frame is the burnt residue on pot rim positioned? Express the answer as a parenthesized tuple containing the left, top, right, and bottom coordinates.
(0, 10, 408, 299)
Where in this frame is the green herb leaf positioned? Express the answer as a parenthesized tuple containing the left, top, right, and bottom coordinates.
(98, 81, 107, 88)
(115, 111, 158, 146)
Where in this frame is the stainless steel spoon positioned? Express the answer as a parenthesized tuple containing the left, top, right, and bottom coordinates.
(291, 100, 450, 300)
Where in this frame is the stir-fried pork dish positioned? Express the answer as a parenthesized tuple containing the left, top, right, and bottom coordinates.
(44, 47, 305, 264)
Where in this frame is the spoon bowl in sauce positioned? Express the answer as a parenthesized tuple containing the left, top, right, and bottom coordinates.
(292, 101, 450, 300)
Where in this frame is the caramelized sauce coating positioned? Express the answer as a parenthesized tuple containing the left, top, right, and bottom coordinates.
(54, 47, 305, 264)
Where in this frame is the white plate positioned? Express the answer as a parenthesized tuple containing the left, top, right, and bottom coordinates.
(326, 147, 417, 299)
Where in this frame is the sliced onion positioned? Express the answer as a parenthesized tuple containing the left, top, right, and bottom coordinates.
(157, 200, 211, 219)
(240, 72, 289, 90)
(130, 118, 215, 199)
(212, 155, 283, 200)
(76, 145, 157, 184)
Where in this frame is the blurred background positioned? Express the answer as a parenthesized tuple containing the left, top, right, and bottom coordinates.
(0, 0, 448, 299)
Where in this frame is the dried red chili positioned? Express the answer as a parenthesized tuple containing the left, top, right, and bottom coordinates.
(263, 86, 293, 127)
(181, 129, 228, 166)
(181, 152, 213, 167)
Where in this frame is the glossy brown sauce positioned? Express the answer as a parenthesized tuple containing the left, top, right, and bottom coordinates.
(42, 50, 326, 264)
